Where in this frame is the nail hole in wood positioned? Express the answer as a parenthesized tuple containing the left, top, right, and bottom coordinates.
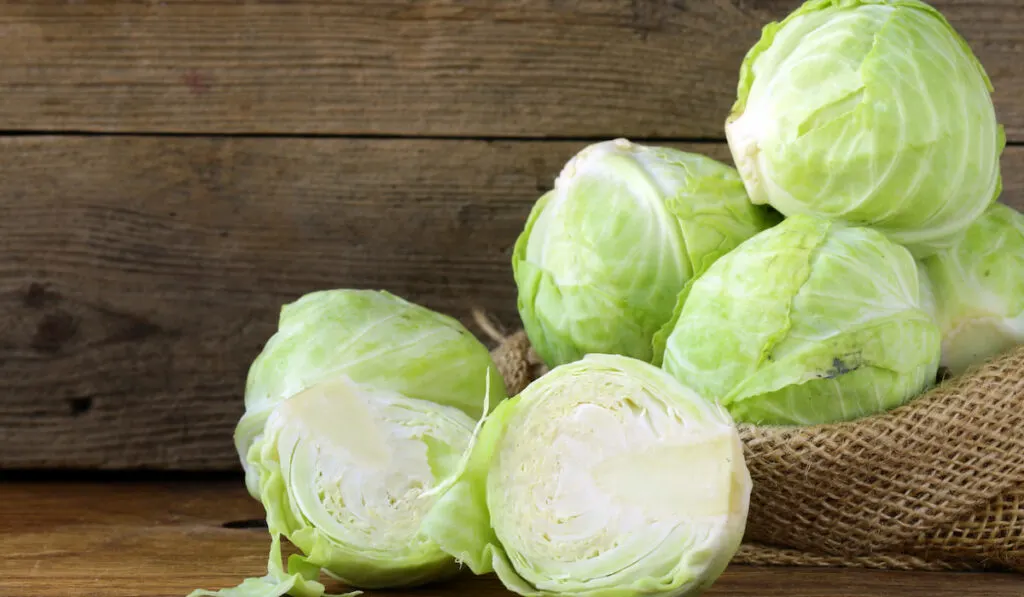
(68, 397, 93, 416)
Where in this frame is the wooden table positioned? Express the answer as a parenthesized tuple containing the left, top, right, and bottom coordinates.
(1, 479, 1021, 597)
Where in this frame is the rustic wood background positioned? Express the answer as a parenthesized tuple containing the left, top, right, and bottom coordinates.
(2, 0, 1022, 470)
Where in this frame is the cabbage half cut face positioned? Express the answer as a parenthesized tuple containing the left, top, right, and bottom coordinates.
(424, 354, 751, 597)
(191, 376, 488, 597)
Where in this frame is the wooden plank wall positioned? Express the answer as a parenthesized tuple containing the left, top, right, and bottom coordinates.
(2, 0, 1022, 469)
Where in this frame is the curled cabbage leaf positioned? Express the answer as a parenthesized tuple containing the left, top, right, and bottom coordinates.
(235, 289, 505, 497)
(513, 138, 778, 368)
(919, 203, 1024, 375)
(423, 354, 751, 597)
(726, 0, 1004, 257)
(662, 215, 940, 426)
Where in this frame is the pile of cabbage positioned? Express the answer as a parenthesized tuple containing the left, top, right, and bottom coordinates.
(191, 1, 1021, 596)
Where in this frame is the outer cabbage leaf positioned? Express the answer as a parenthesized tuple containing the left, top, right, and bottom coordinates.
(235, 289, 505, 496)
(662, 215, 940, 425)
(920, 203, 1024, 375)
(726, 0, 1004, 256)
(423, 354, 751, 597)
(513, 139, 778, 368)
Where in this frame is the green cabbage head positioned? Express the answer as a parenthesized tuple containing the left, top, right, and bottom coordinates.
(919, 203, 1024, 376)
(725, 0, 1004, 257)
(423, 354, 751, 597)
(513, 139, 778, 368)
(662, 215, 940, 426)
(235, 289, 505, 497)
(190, 290, 506, 597)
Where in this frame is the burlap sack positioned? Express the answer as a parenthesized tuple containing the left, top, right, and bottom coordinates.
(482, 317, 1024, 573)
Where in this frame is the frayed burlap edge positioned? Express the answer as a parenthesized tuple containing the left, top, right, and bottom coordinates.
(480, 316, 1024, 574)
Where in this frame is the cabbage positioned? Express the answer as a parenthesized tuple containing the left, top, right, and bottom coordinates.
(919, 203, 1024, 375)
(191, 290, 506, 596)
(513, 139, 778, 367)
(190, 376, 492, 597)
(423, 354, 751, 597)
(662, 215, 940, 425)
(235, 289, 504, 496)
(725, 0, 1004, 257)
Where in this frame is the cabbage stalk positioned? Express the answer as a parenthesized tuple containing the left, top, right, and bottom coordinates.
(423, 354, 751, 597)
(662, 215, 940, 425)
(514, 139, 778, 368)
(726, 0, 1004, 257)
(919, 203, 1024, 375)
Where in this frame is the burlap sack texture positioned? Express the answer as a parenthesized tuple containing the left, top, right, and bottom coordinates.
(483, 320, 1024, 573)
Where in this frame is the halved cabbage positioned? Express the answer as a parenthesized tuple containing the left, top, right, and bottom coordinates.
(190, 290, 506, 596)
(191, 377, 489, 597)
(424, 354, 751, 597)
(235, 289, 504, 497)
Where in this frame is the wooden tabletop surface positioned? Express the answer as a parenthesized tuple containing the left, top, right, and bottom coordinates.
(0, 479, 1020, 597)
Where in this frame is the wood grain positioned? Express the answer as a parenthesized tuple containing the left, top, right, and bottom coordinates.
(0, 0, 1022, 140)
(1, 137, 1022, 471)
(0, 480, 1020, 597)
